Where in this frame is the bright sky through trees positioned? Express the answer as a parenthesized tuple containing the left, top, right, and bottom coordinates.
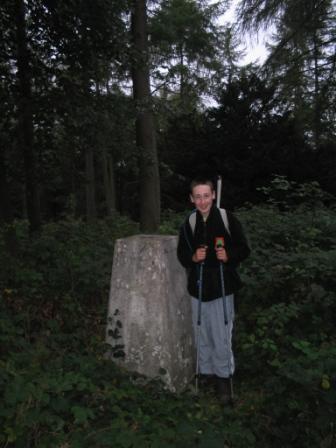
(220, 0, 271, 65)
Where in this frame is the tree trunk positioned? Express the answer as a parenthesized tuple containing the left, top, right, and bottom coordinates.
(131, 0, 160, 232)
(102, 148, 117, 216)
(313, 32, 321, 149)
(179, 44, 185, 99)
(0, 149, 12, 224)
(96, 81, 117, 217)
(0, 151, 18, 254)
(15, 0, 41, 232)
(85, 146, 97, 222)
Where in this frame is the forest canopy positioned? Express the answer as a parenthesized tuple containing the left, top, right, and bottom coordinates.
(1, 0, 335, 231)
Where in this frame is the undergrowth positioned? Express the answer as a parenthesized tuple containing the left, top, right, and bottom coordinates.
(1, 179, 335, 447)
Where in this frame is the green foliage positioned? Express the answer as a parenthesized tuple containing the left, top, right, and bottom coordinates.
(0, 216, 138, 302)
(159, 209, 186, 234)
(257, 175, 335, 210)
(1, 182, 335, 447)
(0, 291, 262, 447)
(149, 0, 227, 105)
(233, 181, 336, 447)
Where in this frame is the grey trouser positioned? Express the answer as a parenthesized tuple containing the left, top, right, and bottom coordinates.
(191, 295, 235, 378)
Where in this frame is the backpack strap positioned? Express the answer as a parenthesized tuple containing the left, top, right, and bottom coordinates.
(219, 208, 231, 236)
(188, 210, 197, 234)
(188, 208, 230, 235)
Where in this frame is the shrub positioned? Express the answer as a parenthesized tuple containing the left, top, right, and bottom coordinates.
(0, 216, 138, 304)
(1, 179, 335, 447)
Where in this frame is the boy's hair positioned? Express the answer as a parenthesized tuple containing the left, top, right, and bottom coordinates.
(190, 178, 214, 194)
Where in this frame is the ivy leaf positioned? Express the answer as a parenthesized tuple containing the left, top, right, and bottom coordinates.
(71, 406, 94, 424)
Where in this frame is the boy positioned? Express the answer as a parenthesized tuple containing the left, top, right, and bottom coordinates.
(177, 178, 250, 403)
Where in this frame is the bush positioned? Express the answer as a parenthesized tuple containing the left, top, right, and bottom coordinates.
(1, 180, 335, 447)
(0, 216, 138, 304)
(233, 181, 336, 447)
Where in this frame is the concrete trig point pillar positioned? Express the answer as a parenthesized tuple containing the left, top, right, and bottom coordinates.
(106, 234, 195, 392)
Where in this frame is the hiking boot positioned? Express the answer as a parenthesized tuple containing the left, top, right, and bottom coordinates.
(216, 377, 233, 405)
(199, 374, 216, 389)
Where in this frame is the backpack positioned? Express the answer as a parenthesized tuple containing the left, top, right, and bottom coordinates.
(188, 208, 231, 236)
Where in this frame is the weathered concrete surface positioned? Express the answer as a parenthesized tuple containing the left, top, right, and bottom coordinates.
(106, 235, 194, 392)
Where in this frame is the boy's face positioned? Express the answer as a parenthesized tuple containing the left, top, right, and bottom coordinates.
(190, 184, 215, 218)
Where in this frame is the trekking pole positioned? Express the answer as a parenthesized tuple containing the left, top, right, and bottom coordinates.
(217, 241, 234, 401)
(216, 175, 222, 208)
(195, 261, 204, 394)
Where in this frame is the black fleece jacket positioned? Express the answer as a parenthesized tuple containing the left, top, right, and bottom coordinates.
(177, 205, 250, 301)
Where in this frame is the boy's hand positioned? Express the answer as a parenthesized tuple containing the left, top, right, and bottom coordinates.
(192, 246, 207, 263)
(215, 247, 229, 262)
